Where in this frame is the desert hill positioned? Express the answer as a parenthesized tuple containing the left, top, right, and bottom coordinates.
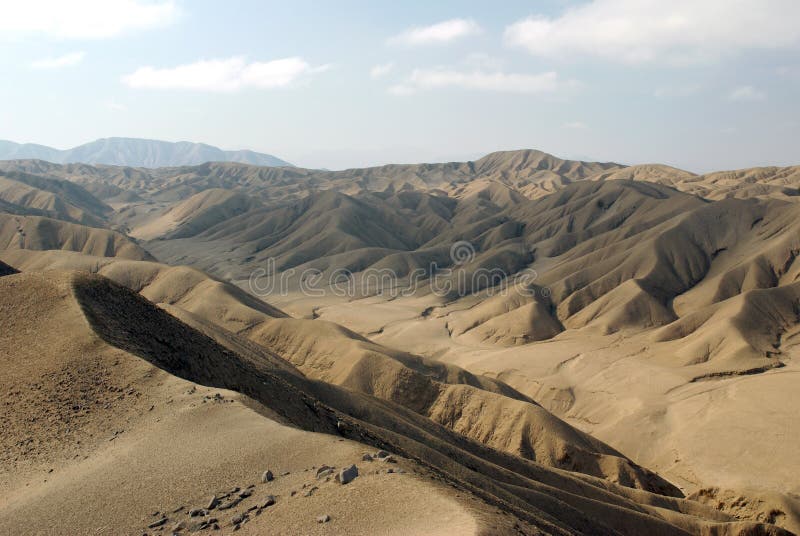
(0, 170, 111, 226)
(2, 247, 679, 493)
(2, 148, 800, 533)
(0, 213, 153, 261)
(1, 267, 790, 535)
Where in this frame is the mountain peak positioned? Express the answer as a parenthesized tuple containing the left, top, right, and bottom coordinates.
(0, 137, 292, 168)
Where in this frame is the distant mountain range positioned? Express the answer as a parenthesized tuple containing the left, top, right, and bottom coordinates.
(0, 137, 292, 168)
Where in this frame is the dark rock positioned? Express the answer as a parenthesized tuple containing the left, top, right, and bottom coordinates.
(148, 517, 167, 529)
(206, 496, 218, 510)
(259, 495, 276, 509)
(335, 464, 358, 485)
(316, 465, 334, 480)
(217, 497, 243, 510)
(261, 470, 274, 483)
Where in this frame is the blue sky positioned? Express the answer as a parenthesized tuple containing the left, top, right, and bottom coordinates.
(0, 0, 798, 171)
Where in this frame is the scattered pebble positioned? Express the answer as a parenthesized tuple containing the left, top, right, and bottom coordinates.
(261, 470, 274, 483)
(317, 514, 331, 523)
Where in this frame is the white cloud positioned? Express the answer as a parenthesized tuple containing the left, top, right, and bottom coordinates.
(31, 51, 85, 69)
(122, 57, 328, 92)
(370, 62, 394, 79)
(505, 0, 800, 64)
(728, 86, 766, 102)
(390, 68, 570, 95)
(563, 121, 588, 129)
(0, 0, 179, 40)
(462, 53, 505, 70)
(389, 18, 482, 46)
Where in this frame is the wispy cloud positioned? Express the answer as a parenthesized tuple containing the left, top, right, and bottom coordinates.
(389, 18, 482, 46)
(388, 68, 572, 95)
(727, 85, 766, 102)
(370, 62, 394, 79)
(31, 51, 85, 69)
(122, 57, 329, 92)
(0, 0, 179, 40)
(505, 0, 800, 64)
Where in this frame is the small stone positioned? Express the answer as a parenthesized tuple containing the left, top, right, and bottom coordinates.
(171, 521, 184, 532)
(361, 453, 373, 462)
(217, 497, 242, 510)
(206, 496, 218, 510)
(148, 517, 167, 529)
(375, 450, 390, 458)
(381, 455, 397, 464)
(335, 464, 358, 485)
(238, 489, 252, 499)
(387, 468, 395, 474)
(317, 514, 331, 523)
(231, 514, 246, 525)
(188, 509, 206, 517)
(316, 465, 334, 480)
(261, 470, 274, 483)
(260, 495, 276, 509)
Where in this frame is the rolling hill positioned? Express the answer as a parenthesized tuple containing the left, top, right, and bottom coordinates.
(2, 148, 800, 533)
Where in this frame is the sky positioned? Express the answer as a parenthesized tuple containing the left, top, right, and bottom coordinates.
(0, 0, 798, 172)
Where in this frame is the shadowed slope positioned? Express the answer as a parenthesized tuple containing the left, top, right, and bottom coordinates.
(1, 248, 677, 492)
